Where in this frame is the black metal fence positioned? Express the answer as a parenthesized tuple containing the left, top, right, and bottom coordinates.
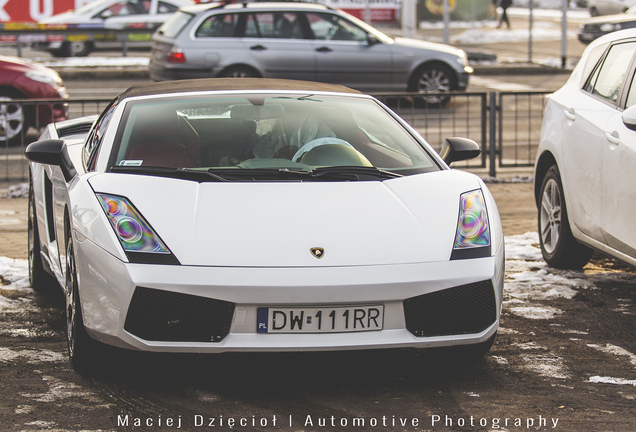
(1, 91, 549, 182)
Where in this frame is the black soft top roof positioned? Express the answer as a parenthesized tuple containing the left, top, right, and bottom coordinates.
(117, 78, 362, 101)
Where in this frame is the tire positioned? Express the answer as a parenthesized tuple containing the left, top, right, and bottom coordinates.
(589, 7, 599, 16)
(409, 63, 457, 108)
(219, 66, 260, 78)
(538, 165, 594, 269)
(65, 230, 102, 372)
(28, 180, 57, 291)
(0, 93, 29, 147)
(56, 41, 93, 57)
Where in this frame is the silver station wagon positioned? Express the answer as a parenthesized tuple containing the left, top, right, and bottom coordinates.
(149, 2, 472, 102)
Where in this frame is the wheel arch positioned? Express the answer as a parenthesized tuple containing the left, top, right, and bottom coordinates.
(0, 86, 26, 98)
(534, 150, 558, 208)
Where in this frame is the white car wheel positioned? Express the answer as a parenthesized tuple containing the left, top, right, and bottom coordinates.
(410, 64, 455, 107)
(538, 165, 594, 269)
(65, 232, 102, 371)
(0, 96, 26, 146)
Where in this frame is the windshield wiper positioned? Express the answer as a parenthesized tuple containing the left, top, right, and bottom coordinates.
(311, 166, 402, 180)
(206, 166, 401, 181)
(110, 166, 228, 182)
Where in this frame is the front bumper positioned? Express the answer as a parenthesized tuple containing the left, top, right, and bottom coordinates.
(76, 235, 504, 353)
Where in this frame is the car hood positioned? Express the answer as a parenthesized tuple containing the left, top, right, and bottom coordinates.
(583, 13, 636, 25)
(87, 170, 485, 267)
(40, 12, 86, 24)
(391, 37, 464, 58)
(0, 55, 55, 75)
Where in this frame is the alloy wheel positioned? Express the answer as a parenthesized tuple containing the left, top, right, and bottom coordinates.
(65, 239, 78, 359)
(0, 97, 24, 143)
(540, 178, 562, 254)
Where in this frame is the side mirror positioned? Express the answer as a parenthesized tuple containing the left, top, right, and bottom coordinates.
(25, 139, 77, 182)
(439, 137, 481, 165)
(367, 34, 380, 46)
(98, 9, 113, 19)
(622, 105, 636, 131)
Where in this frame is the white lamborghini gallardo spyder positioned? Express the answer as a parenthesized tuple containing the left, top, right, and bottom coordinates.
(26, 78, 504, 371)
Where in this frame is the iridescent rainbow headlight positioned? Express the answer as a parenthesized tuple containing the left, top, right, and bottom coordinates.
(451, 189, 491, 260)
(96, 193, 179, 264)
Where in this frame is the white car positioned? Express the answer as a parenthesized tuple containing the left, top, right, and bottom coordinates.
(535, 28, 636, 269)
(589, 0, 636, 16)
(35, 0, 194, 56)
(26, 78, 504, 371)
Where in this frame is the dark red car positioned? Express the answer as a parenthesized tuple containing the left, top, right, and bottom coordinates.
(0, 55, 68, 146)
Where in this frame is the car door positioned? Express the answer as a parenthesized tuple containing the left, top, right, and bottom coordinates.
(559, 41, 636, 241)
(305, 12, 393, 92)
(598, 51, 636, 256)
(239, 11, 315, 81)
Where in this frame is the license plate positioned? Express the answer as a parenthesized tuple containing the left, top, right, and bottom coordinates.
(257, 305, 384, 334)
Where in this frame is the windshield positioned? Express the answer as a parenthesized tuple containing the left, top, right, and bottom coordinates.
(157, 10, 194, 37)
(109, 93, 438, 178)
(74, 0, 122, 15)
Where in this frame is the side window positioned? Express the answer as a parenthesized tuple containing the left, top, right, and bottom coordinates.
(158, 1, 179, 14)
(98, 0, 149, 18)
(581, 43, 609, 85)
(83, 102, 117, 172)
(306, 13, 367, 42)
(585, 42, 636, 105)
(195, 13, 239, 38)
(245, 12, 303, 39)
(626, 72, 636, 108)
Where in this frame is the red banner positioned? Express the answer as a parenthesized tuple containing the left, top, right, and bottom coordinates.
(0, 0, 78, 22)
(0, 0, 207, 23)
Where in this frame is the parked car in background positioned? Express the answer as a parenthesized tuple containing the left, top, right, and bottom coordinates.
(34, 0, 194, 57)
(149, 2, 472, 105)
(535, 28, 636, 269)
(0, 55, 68, 146)
(25, 78, 503, 371)
(578, 5, 636, 43)
(589, 0, 636, 16)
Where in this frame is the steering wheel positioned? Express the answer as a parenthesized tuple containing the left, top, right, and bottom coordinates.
(292, 137, 353, 162)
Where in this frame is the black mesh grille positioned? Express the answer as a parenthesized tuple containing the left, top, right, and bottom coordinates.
(124, 287, 235, 342)
(403, 280, 496, 337)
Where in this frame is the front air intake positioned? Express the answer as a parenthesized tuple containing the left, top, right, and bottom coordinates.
(403, 280, 496, 337)
(124, 287, 235, 343)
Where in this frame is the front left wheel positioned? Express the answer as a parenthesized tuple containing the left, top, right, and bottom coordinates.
(65, 231, 102, 371)
(409, 63, 457, 107)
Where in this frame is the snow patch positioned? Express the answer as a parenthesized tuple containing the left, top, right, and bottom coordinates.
(588, 344, 636, 368)
(508, 305, 563, 320)
(0, 348, 66, 364)
(588, 376, 636, 386)
(451, 27, 577, 45)
(40, 56, 149, 68)
(521, 353, 570, 379)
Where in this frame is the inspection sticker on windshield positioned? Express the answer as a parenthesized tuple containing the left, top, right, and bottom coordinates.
(257, 305, 383, 333)
(118, 160, 143, 166)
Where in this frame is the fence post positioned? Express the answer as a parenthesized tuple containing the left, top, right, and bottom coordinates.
(489, 91, 497, 178)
